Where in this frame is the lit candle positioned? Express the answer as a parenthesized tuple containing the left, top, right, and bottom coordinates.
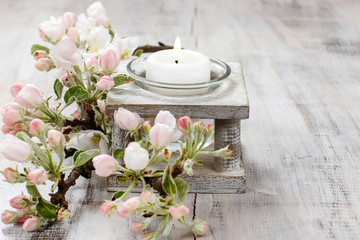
(146, 36, 211, 84)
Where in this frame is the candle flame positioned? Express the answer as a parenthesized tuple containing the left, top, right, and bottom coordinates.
(174, 36, 181, 50)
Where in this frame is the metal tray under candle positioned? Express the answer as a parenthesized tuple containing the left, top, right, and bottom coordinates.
(126, 55, 231, 96)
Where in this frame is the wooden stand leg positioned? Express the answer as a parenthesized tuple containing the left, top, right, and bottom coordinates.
(112, 124, 131, 164)
(214, 119, 241, 172)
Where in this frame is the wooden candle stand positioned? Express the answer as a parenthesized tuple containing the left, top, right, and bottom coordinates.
(105, 63, 249, 194)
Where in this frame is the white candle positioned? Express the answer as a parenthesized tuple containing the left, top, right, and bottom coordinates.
(146, 37, 211, 85)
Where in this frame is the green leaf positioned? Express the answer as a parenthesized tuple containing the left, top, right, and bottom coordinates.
(26, 182, 41, 199)
(74, 149, 100, 167)
(133, 49, 143, 57)
(113, 74, 133, 87)
(36, 197, 58, 219)
(162, 215, 173, 237)
(144, 169, 164, 178)
(111, 190, 125, 200)
(53, 79, 64, 100)
(113, 149, 125, 159)
(64, 86, 89, 104)
(174, 178, 189, 203)
(72, 150, 86, 163)
(162, 165, 177, 195)
(31, 44, 50, 54)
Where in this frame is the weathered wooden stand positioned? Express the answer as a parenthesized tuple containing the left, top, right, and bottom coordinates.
(105, 63, 249, 194)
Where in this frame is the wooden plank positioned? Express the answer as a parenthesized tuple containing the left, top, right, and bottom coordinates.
(107, 154, 246, 194)
(106, 63, 250, 120)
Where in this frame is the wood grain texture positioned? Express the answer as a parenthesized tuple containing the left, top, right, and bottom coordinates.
(106, 63, 249, 120)
(1, 0, 360, 239)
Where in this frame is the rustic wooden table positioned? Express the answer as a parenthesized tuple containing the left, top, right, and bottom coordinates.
(1, 0, 360, 239)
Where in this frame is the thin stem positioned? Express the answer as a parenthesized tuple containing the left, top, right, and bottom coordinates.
(140, 176, 147, 192)
(119, 177, 138, 201)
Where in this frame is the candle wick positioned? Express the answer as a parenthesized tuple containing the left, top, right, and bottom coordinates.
(175, 60, 179, 64)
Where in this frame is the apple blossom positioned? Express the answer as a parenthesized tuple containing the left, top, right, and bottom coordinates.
(169, 205, 189, 219)
(1, 210, 18, 224)
(100, 201, 117, 217)
(2, 167, 19, 183)
(22, 217, 38, 232)
(16, 210, 30, 223)
(2, 102, 24, 125)
(47, 129, 65, 150)
(87, 1, 107, 19)
(88, 26, 111, 52)
(29, 119, 46, 136)
(96, 76, 114, 91)
(99, 48, 121, 72)
(178, 116, 193, 132)
(116, 36, 139, 59)
(10, 82, 25, 98)
(124, 142, 149, 171)
(92, 154, 118, 177)
(154, 110, 182, 142)
(96, 15, 110, 27)
(73, 109, 81, 119)
(67, 130, 109, 154)
(67, 27, 80, 45)
(139, 191, 155, 205)
(131, 221, 146, 232)
(39, 16, 65, 42)
(114, 108, 142, 131)
(214, 145, 232, 158)
(75, 13, 96, 43)
(116, 197, 144, 218)
(49, 36, 82, 70)
(0, 134, 32, 162)
(32, 50, 47, 60)
(85, 57, 99, 71)
(57, 208, 71, 221)
(63, 12, 76, 29)
(15, 84, 43, 109)
(35, 58, 52, 72)
(27, 169, 48, 185)
(149, 123, 174, 149)
(1, 122, 25, 136)
(9, 194, 30, 209)
(191, 219, 208, 237)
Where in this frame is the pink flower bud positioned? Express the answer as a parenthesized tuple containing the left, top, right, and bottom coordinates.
(85, 57, 99, 71)
(1, 210, 18, 224)
(22, 217, 38, 232)
(2, 167, 19, 183)
(16, 210, 30, 223)
(63, 12, 76, 29)
(96, 76, 114, 91)
(27, 169, 47, 185)
(57, 208, 71, 220)
(155, 110, 176, 128)
(15, 84, 43, 109)
(35, 58, 52, 72)
(100, 201, 117, 217)
(116, 202, 133, 218)
(96, 14, 110, 27)
(99, 48, 120, 72)
(131, 221, 146, 232)
(92, 154, 118, 177)
(38, 16, 65, 42)
(178, 116, 193, 132)
(0, 134, 32, 162)
(149, 123, 174, 149)
(124, 142, 149, 171)
(139, 191, 155, 205)
(214, 145, 232, 158)
(73, 109, 81, 119)
(114, 108, 142, 131)
(2, 102, 24, 125)
(29, 119, 46, 136)
(169, 205, 189, 219)
(206, 123, 214, 131)
(32, 50, 47, 60)
(47, 129, 65, 150)
(66, 27, 79, 44)
(10, 83, 26, 98)
(9, 194, 30, 209)
(191, 219, 208, 237)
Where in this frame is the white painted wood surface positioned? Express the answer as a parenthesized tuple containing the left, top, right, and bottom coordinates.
(1, 0, 360, 239)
